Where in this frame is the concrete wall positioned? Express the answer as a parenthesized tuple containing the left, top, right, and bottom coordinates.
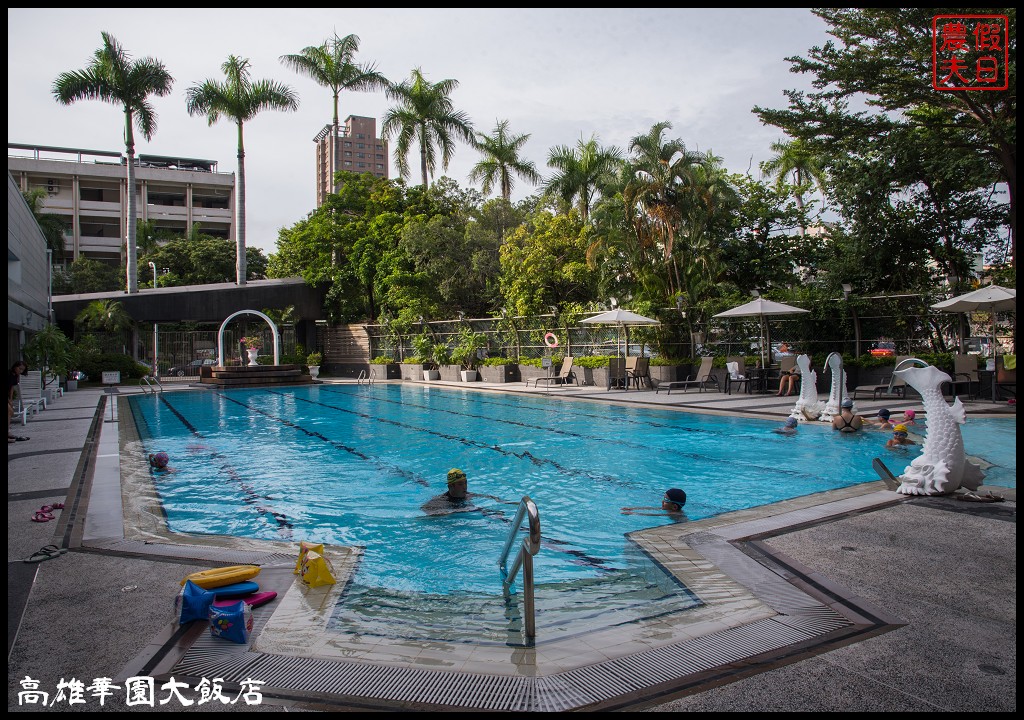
(7, 171, 51, 365)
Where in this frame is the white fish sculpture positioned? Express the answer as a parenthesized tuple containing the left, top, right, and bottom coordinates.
(892, 364, 984, 496)
(819, 352, 849, 424)
(789, 354, 824, 422)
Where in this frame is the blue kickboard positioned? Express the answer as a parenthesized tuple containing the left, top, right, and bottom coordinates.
(211, 581, 259, 598)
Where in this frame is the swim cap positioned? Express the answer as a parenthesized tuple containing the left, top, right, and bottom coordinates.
(877, 408, 891, 419)
(447, 468, 467, 485)
(664, 488, 687, 507)
(841, 398, 854, 408)
(893, 425, 908, 436)
(904, 410, 916, 419)
(784, 417, 798, 428)
(150, 452, 169, 469)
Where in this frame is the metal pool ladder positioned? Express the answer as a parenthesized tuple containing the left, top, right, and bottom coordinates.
(356, 369, 376, 385)
(498, 496, 541, 640)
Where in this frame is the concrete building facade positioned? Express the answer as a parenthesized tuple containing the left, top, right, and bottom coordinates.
(8, 143, 235, 266)
(7, 172, 52, 366)
(314, 115, 389, 207)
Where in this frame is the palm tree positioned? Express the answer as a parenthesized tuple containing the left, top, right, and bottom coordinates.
(280, 33, 388, 192)
(187, 56, 298, 286)
(761, 138, 826, 236)
(52, 32, 174, 294)
(75, 299, 133, 333)
(545, 135, 622, 222)
(382, 67, 474, 188)
(22, 189, 69, 264)
(468, 120, 541, 201)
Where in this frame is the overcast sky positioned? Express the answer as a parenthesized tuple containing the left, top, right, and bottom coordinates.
(8, 8, 832, 254)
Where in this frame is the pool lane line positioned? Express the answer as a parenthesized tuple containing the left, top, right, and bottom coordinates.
(261, 388, 638, 490)
(321, 385, 826, 485)
(210, 391, 431, 487)
(148, 394, 294, 533)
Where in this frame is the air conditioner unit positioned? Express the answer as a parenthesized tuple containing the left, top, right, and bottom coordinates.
(46, 178, 59, 194)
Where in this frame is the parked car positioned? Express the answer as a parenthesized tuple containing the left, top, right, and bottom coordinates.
(868, 341, 896, 357)
(167, 359, 217, 377)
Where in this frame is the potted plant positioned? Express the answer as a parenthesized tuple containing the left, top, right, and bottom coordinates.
(242, 336, 263, 367)
(453, 329, 488, 382)
(412, 334, 441, 381)
(23, 323, 73, 392)
(433, 343, 456, 381)
(306, 351, 323, 380)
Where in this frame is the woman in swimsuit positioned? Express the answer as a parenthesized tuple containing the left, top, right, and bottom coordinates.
(832, 398, 863, 433)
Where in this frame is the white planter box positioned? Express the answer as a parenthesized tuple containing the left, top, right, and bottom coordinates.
(460, 370, 478, 382)
(423, 370, 440, 381)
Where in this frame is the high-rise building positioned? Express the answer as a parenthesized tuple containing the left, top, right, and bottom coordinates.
(8, 143, 235, 266)
(313, 115, 389, 207)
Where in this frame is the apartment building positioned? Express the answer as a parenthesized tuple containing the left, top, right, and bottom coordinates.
(8, 143, 235, 266)
(313, 115, 389, 207)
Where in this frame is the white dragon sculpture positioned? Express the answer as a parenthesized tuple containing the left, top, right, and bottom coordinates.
(789, 354, 824, 422)
(892, 364, 985, 496)
(818, 352, 849, 424)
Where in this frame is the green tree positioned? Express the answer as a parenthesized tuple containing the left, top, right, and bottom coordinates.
(280, 33, 389, 192)
(382, 67, 475, 188)
(52, 258, 123, 294)
(22, 189, 69, 263)
(545, 135, 623, 222)
(140, 235, 268, 286)
(186, 55, 298, 286)
(754, 8, 1016, 267)
(469, 119, 541, 201)
(760, 138, 826, 236)
(75, 299, 133, 334)
(52, 32, 174, 293)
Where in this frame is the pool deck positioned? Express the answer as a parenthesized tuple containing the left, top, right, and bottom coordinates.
(7, 379, 1016, 712)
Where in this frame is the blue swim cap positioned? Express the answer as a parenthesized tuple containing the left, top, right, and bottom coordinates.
(785, 417, 798, 428)
(878, 408, 891, 419)
(150, 452, 169, 468)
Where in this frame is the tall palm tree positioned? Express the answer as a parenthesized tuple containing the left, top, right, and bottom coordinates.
(382, 67, 474, 188)
(186, 56, 298, 285)
(52, 32, 173, 294)
(623, 122, 704, 292)
(468, 119, 541, 201)
(280, 33, 388, 192)
(545, 135, 622, 222)
(761, 138, 826, 236)
(75, 299, 133, 333)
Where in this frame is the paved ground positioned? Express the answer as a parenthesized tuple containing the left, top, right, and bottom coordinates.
(7, 380, 1016, 712)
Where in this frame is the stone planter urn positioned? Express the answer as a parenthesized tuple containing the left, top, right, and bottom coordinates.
(308, 365, 320, 380)
(246, 348, 260, 367)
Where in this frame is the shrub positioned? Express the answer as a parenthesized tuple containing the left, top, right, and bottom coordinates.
(371, 356, 396, 365)
(75, 353, 151, 380)
(306, 351, 323, 366)
(481, 357, 516, 366)
(573, 356, 611, 369)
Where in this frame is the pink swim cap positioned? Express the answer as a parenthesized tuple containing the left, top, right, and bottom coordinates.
(904, 410, 916, 419)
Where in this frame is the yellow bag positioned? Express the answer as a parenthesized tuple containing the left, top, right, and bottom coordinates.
(299, 550, 336, 588)
(293, 541, 324, 575)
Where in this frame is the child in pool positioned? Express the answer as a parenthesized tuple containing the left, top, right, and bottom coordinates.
(885, 424, 916, 450)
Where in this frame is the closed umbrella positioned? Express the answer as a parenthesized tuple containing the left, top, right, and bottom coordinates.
(931, 284, 1016, 401)
(580, 309, 660, 357)
(713, 298, 809, 368)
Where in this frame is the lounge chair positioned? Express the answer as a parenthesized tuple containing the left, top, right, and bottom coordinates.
(626, 357, 650, 390)
(607, 357, 627, 390)
(995, 355, 1016, 400)
(655, 357, 719, 395)
(15, 370, 47, 424)
(725, 356, 751, 394)
(533, 356, 579, 388)
(947, 354, 978, 399)
(852, 356, 910, 400)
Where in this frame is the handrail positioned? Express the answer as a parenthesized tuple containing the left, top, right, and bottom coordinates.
(498, 496, 541, 639)
(356, 369, 378, 386)
(140, 375, 163, 394)
(369, 368, 376, 384)
(356, 369, 367, 385)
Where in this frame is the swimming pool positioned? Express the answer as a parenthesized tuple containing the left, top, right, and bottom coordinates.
(126, 385, 1009, 641)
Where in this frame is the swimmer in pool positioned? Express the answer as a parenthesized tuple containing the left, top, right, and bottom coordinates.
(622, 488, 688, 519)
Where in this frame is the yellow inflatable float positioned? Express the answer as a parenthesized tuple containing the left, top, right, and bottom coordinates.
(180, 564, 261, 589)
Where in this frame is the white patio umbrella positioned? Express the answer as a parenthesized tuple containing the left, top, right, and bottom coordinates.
(713, 298, 809, 368)
(580, 309, 660, 357)
(931, 284, 1016, 401)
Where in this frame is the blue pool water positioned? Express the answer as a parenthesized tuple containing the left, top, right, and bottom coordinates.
(127, 385, 1012, 598)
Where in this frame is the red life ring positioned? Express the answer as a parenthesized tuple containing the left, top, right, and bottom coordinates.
(544, 332, 559, 348)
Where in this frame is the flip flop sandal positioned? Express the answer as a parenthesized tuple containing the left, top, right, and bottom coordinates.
(40, 504, 64, 513)
(23, 545, 67, 563)
(31, 511, 54, 522)
(10, 436, 29, 441)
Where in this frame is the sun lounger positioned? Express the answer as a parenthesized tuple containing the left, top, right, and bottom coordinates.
(533, 357, 579, 388)
(655, 357, 719, 395)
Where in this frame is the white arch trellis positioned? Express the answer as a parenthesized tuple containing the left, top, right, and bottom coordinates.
(217, 310, 281, 366)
